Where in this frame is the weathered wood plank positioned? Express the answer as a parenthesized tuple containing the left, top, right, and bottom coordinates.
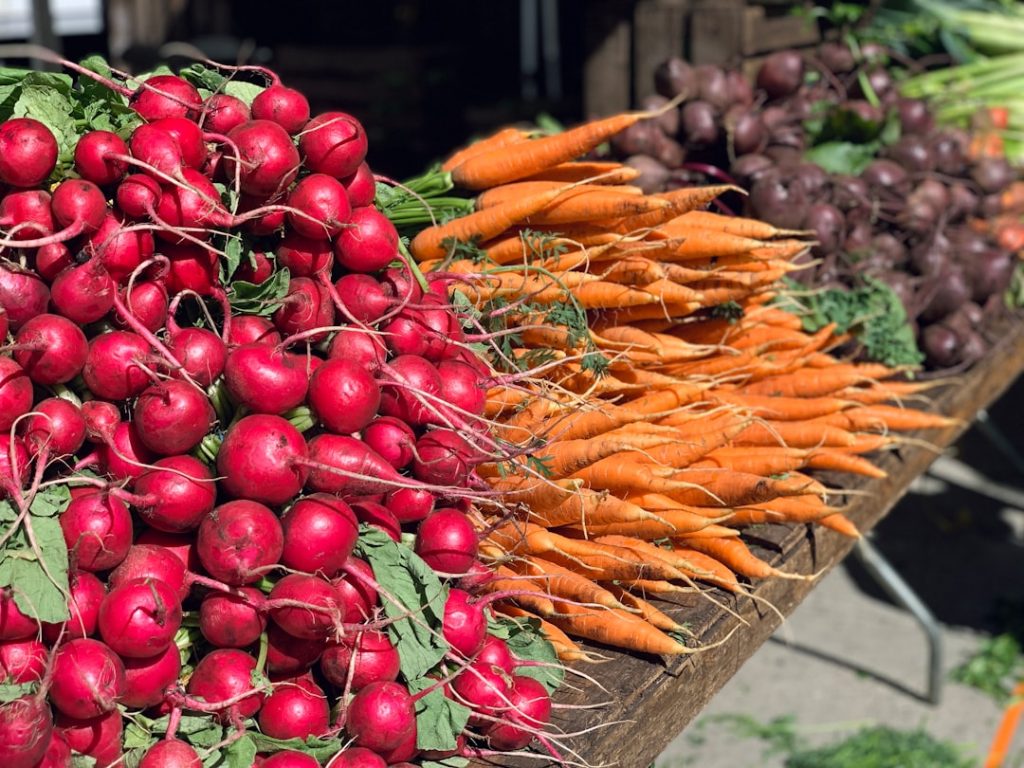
(471, 313, 1024, 767)
(632, 0, 690, 103)
(583, 0, 634, 119)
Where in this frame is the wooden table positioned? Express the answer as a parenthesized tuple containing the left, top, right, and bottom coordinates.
(472, 312, 1024, 768)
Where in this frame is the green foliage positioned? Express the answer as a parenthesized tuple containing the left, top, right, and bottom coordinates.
(951, 632, 1024, 703)
(803, 105, 901, 175)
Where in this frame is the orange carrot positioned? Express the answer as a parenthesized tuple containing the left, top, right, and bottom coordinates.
(607, 185, 743, 232)
(530, 490, 659, 528)
(803, 449, 887, 478)
(567, 513, 736, 540)
(681, 536, 807, 581)
(477, 181, 643, 209)
(983, 680, 1024, 768)
(603, 583, 687, 632)
(546, 601, 690, 655)
(669, 547, 743, 591)
(677, 210, 808, 239)
(494, 605, 588, 662)
(534, 427, 680, 478)
(695, 446, 809, 476)
(477, 565, 557, 616)
(441, 126, 530, 173)
(486, 476, 583, 510)
(710, 392, 856, 422)
(731, 420, 857, 449)
(451, 110, 657, 189)
(514, 557, 629, 610)
(816, 512, 861, 538)
(521, 161, 641, 184)
(739, 363, 894, 398)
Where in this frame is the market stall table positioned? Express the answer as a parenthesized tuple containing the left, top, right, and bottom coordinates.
(470, 312, 1024, 768)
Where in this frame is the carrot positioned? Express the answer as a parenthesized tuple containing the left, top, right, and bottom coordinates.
(1000, 181, 1024, 214)
(830, 404, 957, 433)
(663, 230, 767, 261)
(816, 512, 861, 538)
(607, 185, 743, 232)
(695, 446, 809, 476)
(597, 256, 667, 286)
(477, 181, 643, 209)
(477, 565, 557, 617)
(479, 232, 580, 265)
(566, 514, 736, 540)
(739, 363, 894, 398)
(710, 392, 856, 421)
(514, 557, 630, 610)
(540, 403, 653, 443)
(546, 601, 690, 655)
(521, 161, 641, 184)
(676, 210, 809, 238)
(665, 468, 824, 508)
(668, 546, 743, 591)
(451, 110, 659, 190)
(441, 126, 530, 173)
(617, 578, 696, 596)
(983, 680, 1024, 768)
(483, 386, 531, 418)
(681, 536, 808, 581)
(570, 280, 665, 309)
(731, 420, 857, 449)
(409, 184, 584, 262)
(623, 423, 753, 470)
(833, 433, 896, 455)
(603, 583, 687, 633)
(533, 427, 681, 478)
(494, 605, 589, 662)
(639, 278, 706, 305)
(530, 490, 660, 528)
(487, 476, 584, 510)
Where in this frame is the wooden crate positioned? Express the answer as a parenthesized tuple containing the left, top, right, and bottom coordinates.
(689, 0, 820, 66)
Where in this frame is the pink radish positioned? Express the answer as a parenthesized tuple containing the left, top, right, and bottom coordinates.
(303, 434, 410, 497)
(162, 241, 219, 296)
(266, 622, 325, 676)
(135, 529, 198, 571)
(436, 359, 487, 417)
(216, 414, 308, 505)
(344, 680, 415, 754)
(333, 206, 398, 273)
(116, 173, 162, 218)
(236, 250, 273, 283)
(333, 558, 378, 623)
(378, 354, 443, 426)
(35, 730, 72, 768)
(121, 642, 182, 709)
(133, 380, 214, 455)
(262, 752, 319, 768)
(98, 577, 182, 658)
(485, 675, 551, 750)
(185, 648, 265, 722)
(326, 748, 385, 768)
(258, 676, 329, 740)
(412, 429, 477, 486)
(277, 231, 334, 276)
(131, 75, 202, 121)
(0, 189, 53, 239)
(59, 491, 133, 572)
(197, 499, 284, 586)
(452, 660, 510, 726)
(415, 509, 478, 575)
(286, 173, 350, 239)
(99, 421, 156, 481)
(227, 314, 281, 347)
(385, 487, 435, 524)
(350, 500, 401, 542)
(84, 212, 155, 282)
(109, 544, 189, 602)
(268, 574, 343, 640)
(0, 263, 48, 331)
(54, 708, 122, 768)
(150, 116, 207, 169)
(202, 93, 250, 134)
(307, 358, 380, 435)
(224, 120, 301, 197)
(224, 343, 310, 414)
(41, 570, 105, 642)
(132, 455, 217, 533)
(362, 417, 416, 470)
(320, 630, 400, 691)
(341, 162, 376, 208)
(168, 326, 227, 387)
(273, 276, 335, 339)
(74, 130, 129, 186)
(334, 274, 392, 323)
(0, 117, 58, 187)
(0, 438, 28, 499)
(252, 85, 310, 135)
(238, 192, 286, 235)
(138, 738, 201, 768)
(442, 588, 486, 658)
(116, 280, 168, 333)
(49, 258, 116, 325)
(0, 358, 33, 433)
(0, 694, 52, 768)
(327, 327, 387, 373)
(477, 635, 515, 675)
(82, 330, 152, 400)
(0, 589, 37, 641)
(280, 494, 358, 577)
(155, 167, 233, 239)
(34, 242, 72, 281)
(299, 112, 367, 179)
(199, 587, 266, 648)
(50, 638, 126, 719)
(0, 638, 46, 683)
(80, 400, 119, 443)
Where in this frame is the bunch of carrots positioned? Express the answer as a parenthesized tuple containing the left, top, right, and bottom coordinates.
(408, 106, 958, 660)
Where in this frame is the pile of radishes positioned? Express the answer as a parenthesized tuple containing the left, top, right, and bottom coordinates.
(0, 59, 557, 768)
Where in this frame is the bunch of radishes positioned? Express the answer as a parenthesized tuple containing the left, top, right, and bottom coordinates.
(0, 60, 556, 768)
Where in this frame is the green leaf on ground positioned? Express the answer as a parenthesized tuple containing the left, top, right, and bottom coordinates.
(951, 632, 1024, 703)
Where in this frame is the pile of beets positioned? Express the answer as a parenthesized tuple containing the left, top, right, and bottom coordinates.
(0, 63, 553, 768)
(610, 43, 1021, 370)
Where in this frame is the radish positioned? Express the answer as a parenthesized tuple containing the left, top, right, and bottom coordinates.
(385, 487, 434, 523)
(350, 500, 401, 542)
(54, 708, 122, 768)
(60, 491, 133, 572)
(116, 173, 162, 219)
(443, 588, 486, 658)
(238, 192, 286, 235)
(216, 414, 308, 505)
(132, 455, 217, 532)
(162, 241, 219, 296)
(185, 648, 264, 722)
(327, 328, 387, 373)
(381, 266, 423, 306)
(334, 274, 392, 323)
(236, 250, 273, 284)
(98, 577, 182, 658)
(320, 630, 399, 691)
(121, 642, 181, 709)
(109, 543, 188, 605)
(0, 694, 52, 768)
(84, 213, 155, 282)
(50, 638, 126, 719)
(436, 359, 487, 417)
(41, 570, 105, 642)
(258, 675, 329, 739)
(82, 330, 152, 401)
(477, 635, 515, 675)
(0, 357, 33, 432)
(326, 748, 386, 768)
(307, 358, 381, 435)
(197, 500, 284, 586)
(150, 117, 208, 169)
(381, 298, 452, 361)
(286, 174, 351, 239)
(266, 622, 325, 675)
(277, 231, 334, 277)
(304, 434, 408, 497)
(378, 354, 443, 426)
(268, 574, 343, 640)
(485, 675, 551, 750)
(379, 727, 419, 764)
(224, 120, 301, 197)
(138, 739, 201, 768)
(168, 326, 227, 386)
(49, 258, 116, 325)
(35, 730, 72, 768)
(34, 242, 72, 282)
(0, 638, 46, 682)
(341, 162, 376, 208)
(155, 168, 233, 239)
(0, 117, 58, 187)
(0, 438, 28, 498)
(203, 93, 251, 134)
(362, 417, 416, 470)
(0, 263, 48, 331)
(333, 558, 378, 623)
(131, 75, 202, 121)
(0, 189, 54, 239)
(135, 529, 198, 571)
(412, 429, 477, 486)
(98, 420, 156, 481)
(344, 680, 415, 754)
(414, 509, 478, 575)
(224, 343, 310, 414)
(299, 112, 367, 179)
(280, 494, 358, 577)
(0, 179, 109, 248)
(74, 130, 129, 186)
(199, 586, 266, 648)
(252, 85, 310, 135)
(333, 207, 398, 273)
(133, 380, 215, 455)
(452, 660, 510, 726)
(0, 589, 36, 643)
(116, 280, 168, 334)
(273, 276, 335, 338)
(262, 752, 319, 768)
(227, 314, 282, 347)
(81, 400, 120, 443)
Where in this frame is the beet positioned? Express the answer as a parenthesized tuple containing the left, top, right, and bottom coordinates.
(843, 221, 873, 254)
(972, 157, 1015, 194)
(611, 121, 661, 157)
(871, 233, 908, 267)
(910, 232, 952, 277)
(897, 98, 934, 136)
(854, 67, 894, 100)
(695, 65, 731, 111)
(901, 199, 940, 236)
(730, 110, 766, 156)
(624, 155, 670, 194)
(792, 163, 829, 198)
(640, 95, 679, 136)
(920, 266, 971, 322)
(931, 130, 968, 175)
(862, 159, 908, 192)
(654, 58, 696, 99)
(818, 41, 855, 73)
(922, 324, 961, 368)
(749, 171, 808, 230)
(726, 70, 754, 105)
(680, 101, 719, 146)
(803, 203, 845, 256)
(830, 175, 869, 212)
(969, 248, 1014, 302)
(756, 51, 805, 99)
(948, 183, 979, 221)
(730, 154, 774, 185)
(885, 136, 934, 173)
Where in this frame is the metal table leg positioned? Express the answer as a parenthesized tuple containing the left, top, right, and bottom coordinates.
(853, 536, 944, 705)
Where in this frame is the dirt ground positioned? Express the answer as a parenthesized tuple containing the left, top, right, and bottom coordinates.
(655, 377, 1024, 768)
